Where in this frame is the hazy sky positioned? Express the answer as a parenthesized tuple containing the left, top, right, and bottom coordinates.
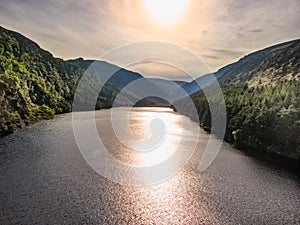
(0, 0, 299, 80)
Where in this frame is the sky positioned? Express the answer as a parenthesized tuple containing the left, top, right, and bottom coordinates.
(0, 0, 299, 80)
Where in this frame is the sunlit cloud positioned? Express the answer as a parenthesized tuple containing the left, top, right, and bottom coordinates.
(142, 0, 188, 25)
(127, 61, 190, 80)
(0, 0, 299, 78)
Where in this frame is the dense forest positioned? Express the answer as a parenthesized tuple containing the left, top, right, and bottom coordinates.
(181, 80, 300, 160)
(176, 39, 300, 161)
(0, 26, 82, 135)
(0, 27, 152, 136)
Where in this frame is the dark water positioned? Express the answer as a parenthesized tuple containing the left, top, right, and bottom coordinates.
(0, 108, 299, 224)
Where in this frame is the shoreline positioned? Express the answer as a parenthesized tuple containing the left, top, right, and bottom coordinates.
(1, 106, 299, 175)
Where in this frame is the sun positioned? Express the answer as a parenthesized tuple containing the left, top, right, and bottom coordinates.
(143, 0, 188, 25)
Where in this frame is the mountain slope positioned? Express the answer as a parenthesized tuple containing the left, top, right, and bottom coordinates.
(218, 39, 300, 85)
(0, 26, 83, 135)
(181, 64, 234, 95)
(0, 26, 169, 136)
(175, 39, 300, 161)
(68, 58, 173, 109)
(181, 39, 300, 95)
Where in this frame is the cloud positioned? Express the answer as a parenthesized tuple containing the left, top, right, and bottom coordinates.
(210, 48, 247, 56)
(201, 55, 220, 60)
(0, 0, 299, 75)
(126, 61, 190, 80)
(249, 29, 263, 33)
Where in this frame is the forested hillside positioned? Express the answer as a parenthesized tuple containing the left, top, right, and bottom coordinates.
(176, 40, 300, 160)
(0, 26, 83, 135)
(0, 27, 153, 136)
(185, 80, 300, 160)
(0, 26, 173, 136)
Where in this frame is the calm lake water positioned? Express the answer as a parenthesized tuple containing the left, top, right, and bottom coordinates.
(0, 107, 299, 224)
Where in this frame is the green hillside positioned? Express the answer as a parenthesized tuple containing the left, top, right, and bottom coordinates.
(0, 27, 149, 136)
(0, 26, 82, 135)
(176, 40, 300, 160)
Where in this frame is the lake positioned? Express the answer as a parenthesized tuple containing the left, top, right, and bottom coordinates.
(0, 107, 299, 224)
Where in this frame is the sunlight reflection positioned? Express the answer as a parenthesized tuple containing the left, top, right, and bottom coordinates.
(128, 108, 183, 167)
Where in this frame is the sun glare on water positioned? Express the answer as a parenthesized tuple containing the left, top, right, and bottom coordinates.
(143, 0, 188, 25)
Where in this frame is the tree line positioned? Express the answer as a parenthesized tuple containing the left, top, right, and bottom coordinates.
(185, 80, 300, 160)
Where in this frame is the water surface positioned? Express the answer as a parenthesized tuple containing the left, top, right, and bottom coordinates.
(0, 108, 299, 224)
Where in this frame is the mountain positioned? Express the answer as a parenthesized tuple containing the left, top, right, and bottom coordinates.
(175, 39, 300, 161)
(1, 25, 299, 163)
(218, 39, 300, 85)
(177, 63, 234, 96)
(0, 26, 82, 135)
(67, 58, 144, 109)
(180, 40, 300, 95)
(0, 26, 169, 136)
